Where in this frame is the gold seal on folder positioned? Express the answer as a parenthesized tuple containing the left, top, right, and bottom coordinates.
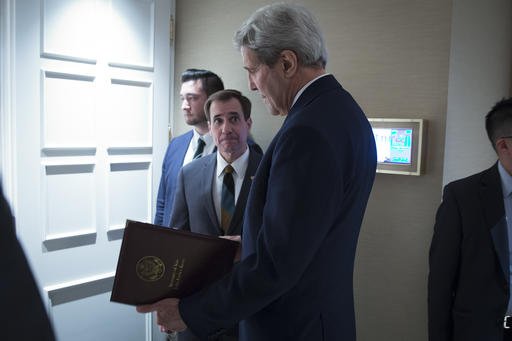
(136, 256, 165, 282)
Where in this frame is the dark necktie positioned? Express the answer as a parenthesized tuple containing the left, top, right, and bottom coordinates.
(221, 165, 235, 232)
(192, 138, 205, 159)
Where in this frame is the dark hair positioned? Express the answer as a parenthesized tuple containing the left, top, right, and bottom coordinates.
(486, 97, 512, 150)
(204, 89, 252, 121)
(180, 68, 224, 97)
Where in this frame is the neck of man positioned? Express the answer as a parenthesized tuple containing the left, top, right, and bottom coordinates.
(194, 121, 209, 135)
(499, 155, 512, 176)
(283, 67, 326, 115)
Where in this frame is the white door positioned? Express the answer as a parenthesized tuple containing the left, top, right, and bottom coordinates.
(10, 0, 173, 340)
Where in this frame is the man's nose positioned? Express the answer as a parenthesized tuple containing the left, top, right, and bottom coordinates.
(248, 77, 257, 91)
(221, 122, 233, 133)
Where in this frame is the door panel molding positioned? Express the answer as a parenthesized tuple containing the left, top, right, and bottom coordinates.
(43, 230, 97, 251)
(45, 272, 114, 306)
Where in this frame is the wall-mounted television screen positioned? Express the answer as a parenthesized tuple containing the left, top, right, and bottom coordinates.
(368, 118, 427, 176)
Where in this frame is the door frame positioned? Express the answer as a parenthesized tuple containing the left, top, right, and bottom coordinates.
(0, 0, 16, 208)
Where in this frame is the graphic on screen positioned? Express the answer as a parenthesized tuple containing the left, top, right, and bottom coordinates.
(373, 128, 413, 164)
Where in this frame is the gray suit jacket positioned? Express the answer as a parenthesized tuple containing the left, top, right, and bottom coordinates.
(170, 148, 262, 236)
(170, 148, 262, 341)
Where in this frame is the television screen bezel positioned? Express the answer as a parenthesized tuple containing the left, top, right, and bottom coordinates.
(368, 118, 426, 176)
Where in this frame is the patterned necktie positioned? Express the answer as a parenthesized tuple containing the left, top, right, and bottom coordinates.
(221, 165, 235, 232)
(192, 137, 205, 159)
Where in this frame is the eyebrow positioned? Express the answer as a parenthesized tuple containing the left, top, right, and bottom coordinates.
(180, 92, 201, 98)
(244, 64, 260, 72)
(213, 112, 241, 118)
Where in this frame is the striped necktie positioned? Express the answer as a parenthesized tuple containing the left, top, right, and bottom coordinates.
(220, 165, 235, 233)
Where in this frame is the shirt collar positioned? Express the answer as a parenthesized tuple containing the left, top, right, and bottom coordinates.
(291, 73, 330, 107)
(216, 146, 250, 178)
(192, 129, 213, 147)
(498, 161, 512, 198)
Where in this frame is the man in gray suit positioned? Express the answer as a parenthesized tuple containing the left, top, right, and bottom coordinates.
(169, 89, 262, 341)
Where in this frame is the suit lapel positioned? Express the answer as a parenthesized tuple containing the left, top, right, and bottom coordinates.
(484, 164, 508, 281)
(227, 150, 259, 235)
(178, 130, 193, 164)
(202, 157, 221, 233)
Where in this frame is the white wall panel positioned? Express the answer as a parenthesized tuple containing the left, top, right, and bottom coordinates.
(109, 0, 154, 68)
(42, 71, 96, 148)
(108, 161, 151, 229)
(107, 79, 152, 146)
(44, 164, 96, 237)
(50, 291, 145, 341)
(42, 0, 98, 62)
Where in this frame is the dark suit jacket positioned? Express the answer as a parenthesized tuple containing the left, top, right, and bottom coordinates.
(170, 148, 262, 341)
(428, 163, 508, 341)
(0, 186, 55, 340)
(179, 75, 377, 341)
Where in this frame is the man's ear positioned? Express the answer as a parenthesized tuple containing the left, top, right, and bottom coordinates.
(496, 138, 507, 151)
(280, 50, 298, 77)
(246, 117, 253, 130)
(495, 138, 512, 158)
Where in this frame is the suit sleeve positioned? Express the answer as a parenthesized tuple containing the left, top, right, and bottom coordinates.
(428, 184, 462, 341)
(169, 168, 190, 231)
(180, 126, 344, 338)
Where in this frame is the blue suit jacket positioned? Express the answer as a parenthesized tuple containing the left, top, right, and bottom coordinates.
(180, 75, 377, 341)
(155, 130, 194, 227)
(428, 163, 508, 341)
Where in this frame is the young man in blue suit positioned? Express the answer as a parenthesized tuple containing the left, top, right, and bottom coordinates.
(154, 69, 225, 227)
(429, 98, 512, 341)
(170, 89, 262, 341)
(138, 4, 377, 340)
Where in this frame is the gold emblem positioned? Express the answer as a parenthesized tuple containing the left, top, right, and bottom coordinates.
(136, 256, 165, 282)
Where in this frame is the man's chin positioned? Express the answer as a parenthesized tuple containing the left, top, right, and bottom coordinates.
(263, 103, 282, 116)
(219, 147, 244, 161)
(184, 116, 194, 125)
(185, 118, 204, 126)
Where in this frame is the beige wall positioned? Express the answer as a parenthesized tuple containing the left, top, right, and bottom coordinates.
(173, 1, 452, 340)
(443, 0, 512, 185)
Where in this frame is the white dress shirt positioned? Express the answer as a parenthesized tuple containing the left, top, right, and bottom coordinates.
(182, 130, 215, 166)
